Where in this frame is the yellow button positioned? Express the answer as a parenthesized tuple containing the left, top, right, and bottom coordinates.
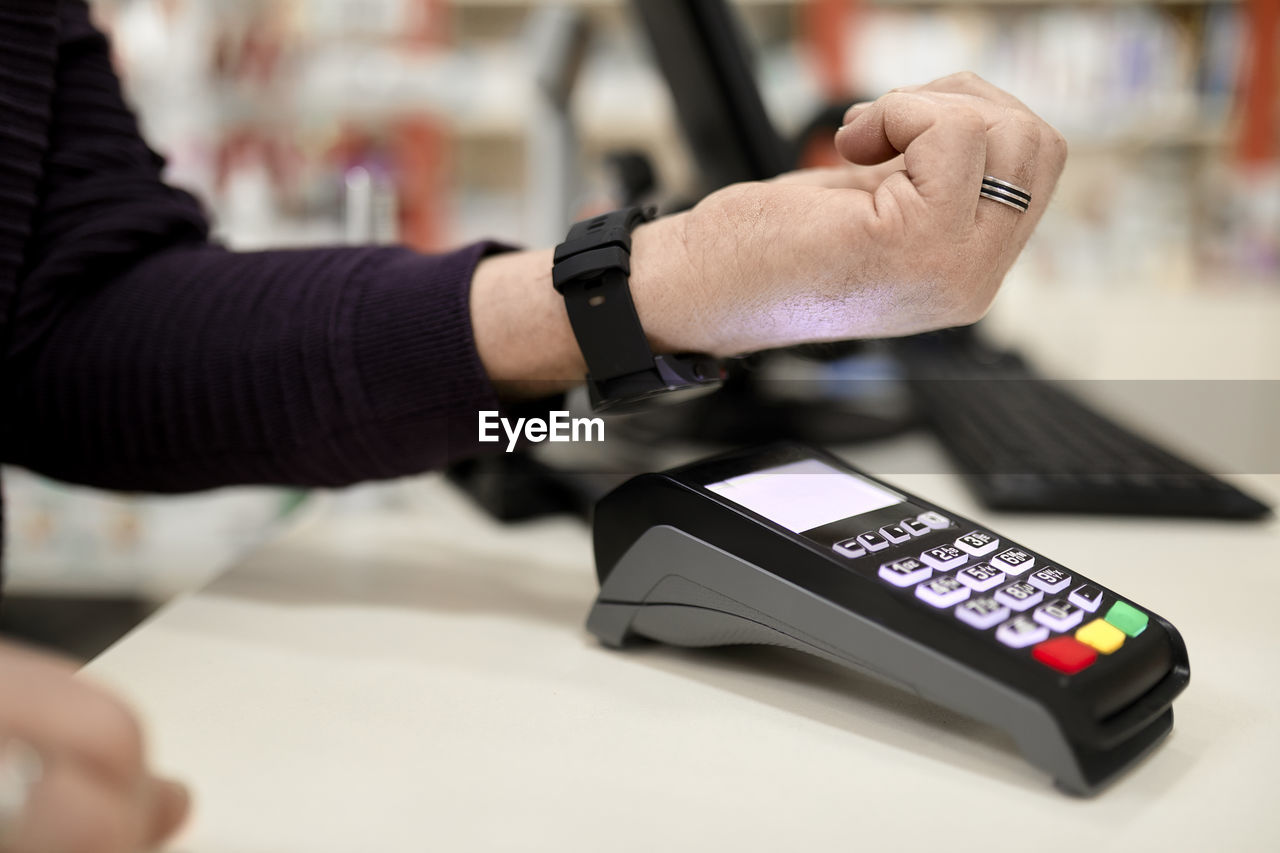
(1076, 619, 1125, 654)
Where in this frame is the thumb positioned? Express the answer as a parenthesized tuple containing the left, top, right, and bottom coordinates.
(835, 102, 896, 166)
(835, 91, 986, 213)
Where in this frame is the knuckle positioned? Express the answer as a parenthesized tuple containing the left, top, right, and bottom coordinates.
(946, 70, 983, 87)
(948, 106, 987, 138)
(1044, 125, 1069, 167)
(878, 90, 913, 112)
(1011, 116, 1043, 152)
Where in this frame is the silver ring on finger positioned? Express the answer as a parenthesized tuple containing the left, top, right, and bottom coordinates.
(0, 737, 44, 847)
(979, 175, 1031, 213)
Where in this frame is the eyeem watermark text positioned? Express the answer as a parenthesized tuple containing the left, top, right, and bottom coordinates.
(478, 411, 605, 453)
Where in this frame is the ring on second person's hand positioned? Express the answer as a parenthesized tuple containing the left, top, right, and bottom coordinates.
(979, 175, 1031, 213)
(0, 737, 44, 847)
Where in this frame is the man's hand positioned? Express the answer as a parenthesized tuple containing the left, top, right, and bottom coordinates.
(630, 71, 1067, 357)
(0, 640, 188, 853)
(470, 72, 1065, 390)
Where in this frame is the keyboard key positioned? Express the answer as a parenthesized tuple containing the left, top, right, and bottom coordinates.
(832, 537, 867, 558)
(1068, 584, 1104, 613)
(955, 595, 1009, 630)
(916, 511, 951, 530)
(995, 581, 1043, 612)
(955, 530, 999, 557)
(1076, 619, 1125, 654)
(916, 575, 971, 608)
(1027, 566, 1071, 594)
(1033, 637, 1097, 674)
(920, 544, 967, 571)
(879, 524, 911, 544)
(955, 562, 1005, 592)
(878, 557, 931, 588)
(991, 548, 1035, 575)
(1033, 598, 1084, 633)
(1105, 601, 1149, 637)
(996, 615, 1049, 649)
(856, 531, 891, 552)
(900, 518, 931, 537)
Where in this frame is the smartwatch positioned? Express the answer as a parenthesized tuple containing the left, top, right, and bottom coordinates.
(552, 207, 723, 414)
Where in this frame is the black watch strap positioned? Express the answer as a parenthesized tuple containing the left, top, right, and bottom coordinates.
(552, 207, 656, 381)
(553, 207, 722, 414)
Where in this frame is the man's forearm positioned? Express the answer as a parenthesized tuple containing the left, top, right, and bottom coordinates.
(5, 242, 505, 492)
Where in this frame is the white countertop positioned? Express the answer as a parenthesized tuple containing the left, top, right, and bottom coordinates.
(84, 431, 1280, 851)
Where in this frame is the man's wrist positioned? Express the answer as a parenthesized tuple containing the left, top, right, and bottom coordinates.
(470, 247, 586, 395)
(469, 210, 704, 398)
(626, 212, 701, 356)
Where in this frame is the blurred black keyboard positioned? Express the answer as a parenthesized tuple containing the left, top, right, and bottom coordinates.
(896, 339, 1271, 519)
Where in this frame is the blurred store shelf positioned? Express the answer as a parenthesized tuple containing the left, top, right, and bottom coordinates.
(10, 0, 1262, 613)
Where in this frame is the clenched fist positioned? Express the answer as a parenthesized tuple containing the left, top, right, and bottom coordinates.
(628, 72, 1067, 357)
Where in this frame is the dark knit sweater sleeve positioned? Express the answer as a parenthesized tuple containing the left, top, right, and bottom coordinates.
(0, 2, 510, 491)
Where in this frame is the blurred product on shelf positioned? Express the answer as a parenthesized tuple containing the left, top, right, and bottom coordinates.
(2, 469, 304, 599)
(836, 0, 1275, 287)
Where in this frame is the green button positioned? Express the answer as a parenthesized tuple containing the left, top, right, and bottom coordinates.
(1105, 601, 1149, 637)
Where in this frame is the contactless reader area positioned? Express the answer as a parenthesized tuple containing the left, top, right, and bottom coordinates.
(588, 443, 1190, 795)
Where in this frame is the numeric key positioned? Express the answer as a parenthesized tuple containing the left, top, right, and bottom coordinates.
(995, 581, 1044, 612)
(916, 575, 971, 608)
(996, 615, 1050, 649)
(920, 545, 967, 571)
(955, 595, 1010, 630)
(1034, 599, 1085, 633)
(878, 557, 931, 588)
(955, 530, 999, 557)
(991, 548, 1035, 575)
(955, 562, 1005, 592)
(1027, 566, 1071, 594)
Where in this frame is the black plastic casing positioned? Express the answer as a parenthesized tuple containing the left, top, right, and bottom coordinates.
(588, 443, 1190, 795)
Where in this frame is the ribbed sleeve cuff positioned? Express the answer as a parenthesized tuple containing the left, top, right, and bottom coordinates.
(347, 240, 517, 474)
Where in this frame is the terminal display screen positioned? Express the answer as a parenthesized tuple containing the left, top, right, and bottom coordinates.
(705, 459, 904, 534)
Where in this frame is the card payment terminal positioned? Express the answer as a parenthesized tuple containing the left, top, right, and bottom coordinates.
(587, 443, 1189, 795)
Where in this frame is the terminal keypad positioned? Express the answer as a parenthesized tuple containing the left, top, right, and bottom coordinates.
(836, 512, 1148, 676)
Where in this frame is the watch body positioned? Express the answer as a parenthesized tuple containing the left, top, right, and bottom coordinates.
(552, 207, 723, 414)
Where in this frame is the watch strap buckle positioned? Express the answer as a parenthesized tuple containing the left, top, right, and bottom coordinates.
(551, 246, 632, 293)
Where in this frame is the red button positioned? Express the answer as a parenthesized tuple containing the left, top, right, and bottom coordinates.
(1032, 637, 1097, 675)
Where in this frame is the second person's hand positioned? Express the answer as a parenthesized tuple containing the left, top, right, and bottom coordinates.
(0, 640, 188, 853)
